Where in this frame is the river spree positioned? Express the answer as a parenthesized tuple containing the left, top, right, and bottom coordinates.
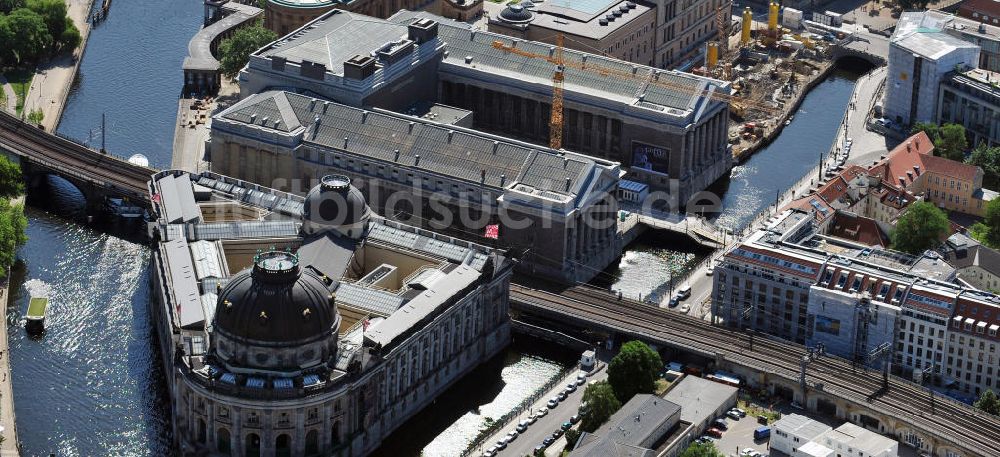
(3, 0, 867, 452)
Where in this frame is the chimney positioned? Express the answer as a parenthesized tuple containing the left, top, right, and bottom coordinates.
(344, 54, 376, 80)
(415, 154, 421, 167)
(500, 174, 506, 186)
(408, 18, 438, 44)
(481, 169, 486, 182)
(565, 177, 572, 191)
(394, 149, 400, 162)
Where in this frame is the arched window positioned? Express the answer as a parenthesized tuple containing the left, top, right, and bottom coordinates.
(305, 429, 319, 456)
(245, 433, 261, 457)
(275, 434, 292, 457)
(217, 428, 231, 454)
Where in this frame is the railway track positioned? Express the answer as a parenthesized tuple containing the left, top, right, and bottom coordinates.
(510, 283, 1000, 456)
(0, 112, 152, 198)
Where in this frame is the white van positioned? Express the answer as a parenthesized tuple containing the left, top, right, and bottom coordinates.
(677, 284, 692, 299)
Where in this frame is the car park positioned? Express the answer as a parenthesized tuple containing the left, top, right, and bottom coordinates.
(547, 398, 559, 408)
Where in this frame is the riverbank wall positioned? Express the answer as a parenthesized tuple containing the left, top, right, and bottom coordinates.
(0, 197, 24, 457)
(733, 61, 836, 163)
(26, 0, 98, 132)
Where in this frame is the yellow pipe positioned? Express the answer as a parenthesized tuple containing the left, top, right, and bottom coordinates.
(741, 7, 752, 45)
(707, 42, 718, 69)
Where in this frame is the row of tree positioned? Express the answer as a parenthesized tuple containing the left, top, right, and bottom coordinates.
(0, 155, 26, 277)
(0, 0, 81, 66)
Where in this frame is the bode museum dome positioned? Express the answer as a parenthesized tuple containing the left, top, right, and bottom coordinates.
(150, 171, 512, 456)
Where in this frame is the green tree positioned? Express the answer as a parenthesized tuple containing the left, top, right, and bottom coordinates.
(911, 121, 939, 140)
(0, 0, 24, 14)
(579, 380, 621, 433)
(679, 441, 724, 457)
(0, 200, 28, 277)
(935, 123, 969, 161)
(26, 0, 66, 46)
(608, 340, 661, 403)
(0, 156, 24, 199)
(563, 428, 581, 451)
(218, 23, 277, 80)
(973, 198, 1000, 248)
(2, 8, 52, 64)
(974, 389, 1000, 415)
(58, 17, 80, 51)
(896, 0, 930, 10)
(26, 108, 42, 125)
(891, 201, 949, 254)
(968, 143, 1000, 190)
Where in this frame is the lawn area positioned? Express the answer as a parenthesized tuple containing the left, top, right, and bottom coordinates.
(737, 398, 781, 424)
(2, 69, 34, 116)
(654, 378, 673, 396)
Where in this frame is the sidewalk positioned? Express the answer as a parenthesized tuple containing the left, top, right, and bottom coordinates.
(0, 77, 14, 115)
(22, 0, 96, 130)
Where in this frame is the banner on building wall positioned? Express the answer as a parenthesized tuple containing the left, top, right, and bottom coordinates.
(815, 315, 841, 335)
(631, 142, 670, 176)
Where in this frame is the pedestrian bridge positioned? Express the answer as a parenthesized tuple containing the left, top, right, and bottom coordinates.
(0, 111, 154, 211)
(619, 202, 729, 248)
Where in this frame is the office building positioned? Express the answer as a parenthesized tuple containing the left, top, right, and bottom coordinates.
(149, 171, 512, 456)
(773, 414, 898, 457)
(886, 12, 979, 126)
(939, 67, 1000, 147)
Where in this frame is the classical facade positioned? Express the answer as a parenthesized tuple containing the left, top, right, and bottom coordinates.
(237, 10, 731, 202)
(150, 171, 512, 456)
(208, 90, 625, 284)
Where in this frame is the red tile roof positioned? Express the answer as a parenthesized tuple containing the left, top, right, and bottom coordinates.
(959, 0, 1000, 20)
(827, 212, 889, 247)
(870, 131, 980, 186)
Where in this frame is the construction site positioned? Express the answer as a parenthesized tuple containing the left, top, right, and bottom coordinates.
(695, 2, 847, 163)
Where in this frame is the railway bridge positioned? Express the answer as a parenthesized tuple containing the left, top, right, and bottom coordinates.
(0, 111, 154, 212)
(511, 283, 999, 457)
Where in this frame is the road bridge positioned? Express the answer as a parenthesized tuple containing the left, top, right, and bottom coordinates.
(510, 283, 999, 457)
(0, 111, 154, 212)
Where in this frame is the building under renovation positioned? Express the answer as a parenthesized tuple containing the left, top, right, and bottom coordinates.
(235, 9, 732, 203)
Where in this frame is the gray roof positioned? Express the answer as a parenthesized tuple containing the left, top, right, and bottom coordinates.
(662, 375, 738, 426)
(216, 90, 605, 202)
(942, 234, 1000, 274)
(571, 394, 680, 457)
(183, 3, 263, 72)
(297, 232, 356, 279)
(892, 11, 980, 60)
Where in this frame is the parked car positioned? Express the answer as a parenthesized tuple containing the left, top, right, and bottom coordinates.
(552, 429, 564, 439)
(534, 444, 546, 454)
(679, 304, 691, 313)
(578, 401, 589, 415)
(757, 415, 769, 425)
(726, 410, 741, 420)
(570, 414, 580, 424)
(495, 439, 507, 450)
(741, 448, 762, 457)
(705, 265, 714, 276)
(561, 421, 573, 431)
(733, 408, 747, 418)
(706, 427, 723, 438)
(576, 372, 587, 385)
(543, 436, 555, 446)
(547, 398, 559, 408)
(526, 413, 538, 424)
(565, 382, 577, 393)
(506, 431, 518, 443)
(517, 419, 530, 432)
(557, 391, 568, 401)
(754, 426, 771, 441)
(537, 407, 549, 417)
(668, 295, 680, 307)
(712, 418, 728, 430)
(695, 436, 713, 444)
(483, 445, 498, 457)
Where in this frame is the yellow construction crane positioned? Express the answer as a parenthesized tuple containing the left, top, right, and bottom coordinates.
(490, 38, 775, 143)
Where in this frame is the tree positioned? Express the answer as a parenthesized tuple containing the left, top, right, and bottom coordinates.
(0, 156, 24, 199)
(218, 23, 277, 80)
(563, 428, 581, 451)
(974, 389, 1000, 416)
(680, 442, 724, 457)
(968, 143, 1000, 191)
(935, 123, 969, 161)
(0, 0, 24, 14)
(896, 0, 930, 10)
(911, 122, 939, 140)
(58, 17, 80, 51)
(608, 340, 661, 403)
(579, 380, 621, 433)
(2, 8, 52, 64)
(972, 198, 1000, 249)
(0, 200, 28, 277)
(891, 201, 949, 255)
(26, 0, 66, 47)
